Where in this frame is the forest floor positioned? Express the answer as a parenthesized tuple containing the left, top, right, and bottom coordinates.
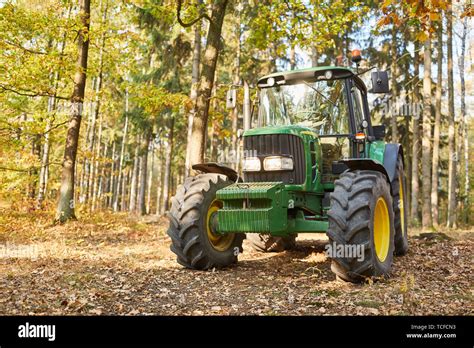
(0, 207, 472, 316)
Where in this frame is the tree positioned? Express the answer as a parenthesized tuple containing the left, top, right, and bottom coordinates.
(410, 40, 421, 224)
(458, 16, 469, 224)
(421, 34, 433, 230)
(184, 0, 202, 177)
(431, 17, 443, 228)
(56, 0, 91, 223)
(446, 2, 456, 228)
(183, 0, 229, 168)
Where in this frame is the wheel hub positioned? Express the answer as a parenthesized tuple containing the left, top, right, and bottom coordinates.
(206, 200, 235, 251)
(373, 197, 390, 262)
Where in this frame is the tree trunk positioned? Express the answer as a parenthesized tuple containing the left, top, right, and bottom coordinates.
(29, 133, 41, 199)
(446, 5, 456, 228)
(156, 143, 164, 215)
(188, 0, 228, 169)
(459, 17, 468, 224)
(311, 43, 318, 67)
(243, 80, 251, 131)
(431, 18, 443, 228)
(38, 99, 54, 206)
(39, 5, 72, 208)
(289, 44, 296, 70)
(421, 36, 432, 230)
(146, 141, 155, 214)
(138, 131, 150, 215)
(91, 111, 103, 210)
(310, 15, 319, 66)
(55, 0, 90, 223)
(162, 117, 175, 213)
(410, 41, 421, 224)
(184, 0, 202, 178)
(129, 135, 140, 212)
(113, 93, 129, 211)
(121, 169, 129, 212)
(390, 25, 398, 143)
(230, 17, 241, 170)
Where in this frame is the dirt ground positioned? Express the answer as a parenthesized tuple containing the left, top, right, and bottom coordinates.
(0, 209, 472, 316)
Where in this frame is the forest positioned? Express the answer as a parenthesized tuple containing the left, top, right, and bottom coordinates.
(0, 0, 473, 317)
(0, 0, 471, 228)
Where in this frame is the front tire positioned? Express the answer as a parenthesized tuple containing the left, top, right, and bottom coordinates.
(327, 170, 395, 283)
(167, 174, 244, 270)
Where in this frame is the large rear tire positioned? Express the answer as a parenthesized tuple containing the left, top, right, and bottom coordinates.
(246, 233, 296, 252)
(392, 155, 409, 255)
(327, 170, 395, 283)
(167, 174, 244, 270)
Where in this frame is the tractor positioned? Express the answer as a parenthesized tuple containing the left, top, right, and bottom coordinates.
(167, 58, 409, 283)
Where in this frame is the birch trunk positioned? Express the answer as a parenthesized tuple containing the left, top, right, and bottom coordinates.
(431, 19, 443, 228)
(447, 5, 456, 228)
(459, 17, 468, 224)
(410, 41, 421, 224)
(421, 36, 432, 229)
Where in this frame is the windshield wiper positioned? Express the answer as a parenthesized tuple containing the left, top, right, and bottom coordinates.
(302, 81, 337, 107)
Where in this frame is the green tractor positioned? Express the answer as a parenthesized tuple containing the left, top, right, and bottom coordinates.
(167, 63, 408, 283)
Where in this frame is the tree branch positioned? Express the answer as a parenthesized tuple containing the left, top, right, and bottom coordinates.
(0, 166, 30, 172)
(176, 0, 212, 28)
(0, 84, 69, 100)
(2, 40, 66, 56)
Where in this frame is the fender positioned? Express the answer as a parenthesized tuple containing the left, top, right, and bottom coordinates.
(383, 143, 404, 182)
(337, 159, 391, 184)
(192, 162, 240, 182)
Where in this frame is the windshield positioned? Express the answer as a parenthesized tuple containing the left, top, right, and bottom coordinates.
(257, 79, 349, 135)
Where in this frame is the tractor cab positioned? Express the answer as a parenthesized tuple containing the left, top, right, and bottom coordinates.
(250, 66, 387, 187)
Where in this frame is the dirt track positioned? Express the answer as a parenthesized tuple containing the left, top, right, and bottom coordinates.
(0, 210, 472, 315)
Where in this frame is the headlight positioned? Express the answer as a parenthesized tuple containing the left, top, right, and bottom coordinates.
(263, 156, 294, 171)
(242, 157, 261, 172)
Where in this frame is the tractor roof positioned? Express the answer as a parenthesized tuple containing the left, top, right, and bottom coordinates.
(257, 66, 365, 91)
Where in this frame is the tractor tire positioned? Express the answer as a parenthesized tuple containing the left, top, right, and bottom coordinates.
(167, 173, 244, 270)
(391, 155, 409, 255)
(246, 233, 296, 252)
(327, 170, 395, 283)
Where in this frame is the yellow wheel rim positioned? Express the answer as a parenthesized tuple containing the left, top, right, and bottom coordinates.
(206, 199, 235, 251)
(399, 175, 405, 235)
(373, 197, 390, 262)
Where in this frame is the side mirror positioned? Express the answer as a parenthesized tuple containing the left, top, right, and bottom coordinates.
(369, 71, 389, 94)
(373, 125, 386, 140)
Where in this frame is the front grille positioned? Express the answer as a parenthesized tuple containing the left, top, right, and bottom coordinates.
(243, 134, 306, 185)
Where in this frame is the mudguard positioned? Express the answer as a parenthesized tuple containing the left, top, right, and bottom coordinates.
(192, 162, 240, 182)
(338, 143, 404, 186)
(338, 158, 391, 183)
(383, 144, 404, 182)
